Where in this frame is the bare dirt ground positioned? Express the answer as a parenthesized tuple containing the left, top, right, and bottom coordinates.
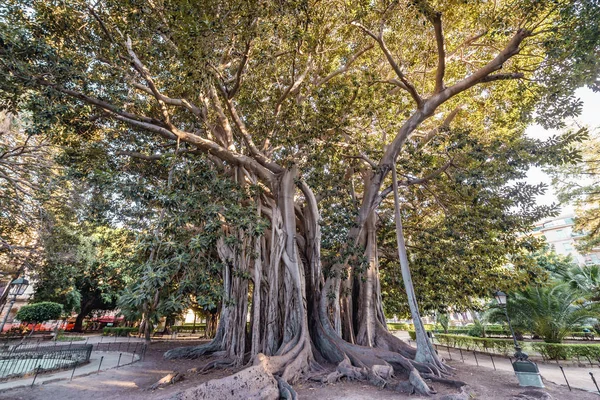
(0, 340, 596, 400)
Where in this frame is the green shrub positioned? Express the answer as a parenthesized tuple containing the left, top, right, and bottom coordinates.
(431, 327, 513, 336)
(56, 335, 85, 342)
(408, 330, 416, 340)
(434, 333, 521, 355)
(172, 324, 207, 333)
(531, 342, 600, 361)
(16, 302, 63, 324)
(467, 324, 485, 338)
(102, 327, 138, 337)
(387, 323, 409, 331)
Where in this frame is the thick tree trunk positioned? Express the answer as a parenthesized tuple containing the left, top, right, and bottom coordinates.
(166, 167, 312, 387)
(165, 166, 457, 397)
(73, 300, 93, 333)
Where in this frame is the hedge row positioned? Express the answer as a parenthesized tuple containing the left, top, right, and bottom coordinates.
(387, 323, 412, 331)
(531, 343, 600, 361)
(102, 327, 138, 337)
(432, 333, 521, 355)
(387, 323, 439, 331)
(172, 324, 206, 332)
(411, 331, 600, 361)
(432, 328, 513, 336)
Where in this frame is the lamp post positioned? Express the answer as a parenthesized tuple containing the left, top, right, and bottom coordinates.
(493, 290, 543, 387)
(0, 277, 29, 333)
(493, 290, 528, 361)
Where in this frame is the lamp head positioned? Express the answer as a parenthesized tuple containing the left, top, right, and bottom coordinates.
(494, 290, 507, 307)
(9, 277, 29, 296)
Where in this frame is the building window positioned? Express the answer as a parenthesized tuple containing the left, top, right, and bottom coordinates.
(554, 229, 569, 239)
(563, 243, 573, 252)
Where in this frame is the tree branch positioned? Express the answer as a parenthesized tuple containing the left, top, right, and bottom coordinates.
(420, 106, 461, 147)
(352, 22, 423, 107)
(87, 5, 117, 45)
(478, 72, 525, 83)
(228, 39, 252, 100)
(313, 45, 374, 88)
(431, 12, 445, 93)
(131, 82, 203, 118)
(126, 36, 172, 126)
(342, 153, 377, 169)
(376, 158, 454, 205)
(436, 29, 530, 104)
(37, 79, 160, 126)
(274, 54, 312, 116)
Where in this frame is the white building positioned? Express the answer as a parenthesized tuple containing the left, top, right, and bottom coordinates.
(532, 213, 600, 266)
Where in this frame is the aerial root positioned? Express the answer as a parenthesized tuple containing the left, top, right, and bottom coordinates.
(164, 341, 219, 360)
(148, 371, 183, 390)
(421, 373, 467, 388)
(276, 376, 298, 400)
(409, 369, 436, 395)
(168, 363, 280, 400)
(199, 358, 234, 374)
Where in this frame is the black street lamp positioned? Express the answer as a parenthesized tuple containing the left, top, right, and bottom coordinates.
(494, 291, 528, 361)
(0, 277, 30, 332)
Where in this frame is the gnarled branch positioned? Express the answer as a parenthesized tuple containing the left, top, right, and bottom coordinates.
(352, 22, 423, 108)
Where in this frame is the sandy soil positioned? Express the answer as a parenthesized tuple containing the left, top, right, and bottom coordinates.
(0, 340, 595, 400)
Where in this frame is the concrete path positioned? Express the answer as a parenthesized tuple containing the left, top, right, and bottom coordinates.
(394, 331, 600, 394)
(0, 351, 140, 391)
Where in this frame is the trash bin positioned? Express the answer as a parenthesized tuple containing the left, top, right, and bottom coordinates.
(513, 360, 544, 388)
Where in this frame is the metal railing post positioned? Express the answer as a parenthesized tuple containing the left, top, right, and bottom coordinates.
(31, 364, 42, 387)
(559, 365, 571, 391)
(97, 356, 104, 373)
(70, 362, 78, 380)
(590, 372, 600, 394)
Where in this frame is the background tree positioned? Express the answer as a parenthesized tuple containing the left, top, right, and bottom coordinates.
(485, 248, 600, 342)
(0, 112, 59, 308)
(485, 283, 599, 343)
(551, 127, 600, 253)
(33, 217, 136, 332)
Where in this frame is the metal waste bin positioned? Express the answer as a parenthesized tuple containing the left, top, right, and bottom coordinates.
(513, 360, 544, 388)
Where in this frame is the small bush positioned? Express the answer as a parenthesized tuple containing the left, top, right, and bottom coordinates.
(16, 302, 63, 324)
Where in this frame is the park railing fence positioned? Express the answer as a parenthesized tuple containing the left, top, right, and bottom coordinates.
(0, 343, 93, 380)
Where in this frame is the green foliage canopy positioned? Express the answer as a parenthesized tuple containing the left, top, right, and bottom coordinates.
(16, 301, 63, 323)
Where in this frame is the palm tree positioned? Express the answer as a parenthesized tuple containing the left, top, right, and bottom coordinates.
(563, 264, 600, 301)
(485, 283, 599, 343)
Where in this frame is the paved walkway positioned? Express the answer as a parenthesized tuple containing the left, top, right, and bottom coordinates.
(394, 331, 600, 394)
(0, 350, 140, 391)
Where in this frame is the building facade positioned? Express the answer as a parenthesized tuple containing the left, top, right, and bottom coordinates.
(532, 213, 600, 266)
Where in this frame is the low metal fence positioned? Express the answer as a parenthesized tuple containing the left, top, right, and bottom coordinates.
(0, 343, 93, 380)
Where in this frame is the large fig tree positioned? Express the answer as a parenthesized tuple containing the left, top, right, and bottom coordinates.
(1, 0, 599, 396)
